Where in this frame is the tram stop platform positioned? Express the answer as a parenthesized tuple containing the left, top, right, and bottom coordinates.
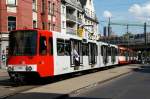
(7, 64, 141, 99)
(0, 69, 8, 77)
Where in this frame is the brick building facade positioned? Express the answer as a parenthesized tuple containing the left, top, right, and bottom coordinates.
(0, 0, 61, 68)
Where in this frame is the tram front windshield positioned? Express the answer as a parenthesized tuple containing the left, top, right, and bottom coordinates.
(9, 30, 37, 56)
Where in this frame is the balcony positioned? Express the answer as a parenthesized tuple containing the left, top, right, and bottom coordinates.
(65, 0, 82, 9)
(66, 14, 76, 22)
(66, 27, 76, 35)
(84, 9, 99, 23)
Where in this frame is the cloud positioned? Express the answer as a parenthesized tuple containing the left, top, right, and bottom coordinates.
(129, 4, 142, 16)
(103, 10, 112, 18)
(129, 3, 150, 21)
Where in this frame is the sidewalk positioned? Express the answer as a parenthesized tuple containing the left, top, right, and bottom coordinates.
(7, 64, 140, 99)
(0, 69, 8, 77)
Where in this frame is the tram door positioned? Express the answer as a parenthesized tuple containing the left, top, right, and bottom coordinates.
(38, 32, 54, 76)
(89, 43, 97, 65)
(70, 39, 83, 67)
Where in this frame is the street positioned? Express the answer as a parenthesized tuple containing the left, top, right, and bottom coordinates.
(3, 64, 138, 99)
(0, 64, 145, 99)
(68, 64, 150, 99)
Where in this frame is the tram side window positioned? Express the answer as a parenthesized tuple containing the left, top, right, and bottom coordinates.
(82, 43, 88, 56)
(95, 44, 98, 56)
(115, 48, 118, 56)
(119, 49, 123, 56)
(64, 40, 70, 56)
(108, 46, 111, 56)
(101, 46, 103, 56)
(57, 39, 70, 56)
(120, 50, 126, 56)
(111, 47, 116, 56)
(49, 38, 53, 55)
(39, 36, 47, 55)
(57, 39, 64, 56)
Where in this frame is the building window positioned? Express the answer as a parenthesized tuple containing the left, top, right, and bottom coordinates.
(48, 23, 51, 30)
(32, 0, 36, 11)
(52, 24, 55, 31)
(8, 16, 16, 31)
(62, 6, 65, 14)
(52, 3, 55, 15)
(42, 22, 45, 30)
(42, 0, 45, 13)
(7, 0, 16, 5)
(48, 1, 51, 14)
(33, 20, 37, 28)
(62, 21, 65, 29)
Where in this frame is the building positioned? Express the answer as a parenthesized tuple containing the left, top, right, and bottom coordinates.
(0, 0, 99, 69)
(0, 0, 61, 69)
(103, 26, 112, 37)
(103, 26, 108, 37)
(61, 0, 99, 39)
(80, 0, 99, 40)
(61, 0, 84, 36)
(108, 26, 112, 37)
(129, 33, 150, 44)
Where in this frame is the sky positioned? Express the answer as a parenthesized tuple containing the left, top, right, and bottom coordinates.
(93, 0, 150, 36)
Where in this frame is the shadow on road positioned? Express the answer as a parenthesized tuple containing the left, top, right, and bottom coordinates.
(68, 97, 111, 99)
(6, 92, 111, 99)
(132, 64, 150, 73)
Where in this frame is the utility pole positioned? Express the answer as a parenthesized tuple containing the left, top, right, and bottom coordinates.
(144, 22, 147, 63)
(127, 24, 129, 49)
(108, 17, 111, 37)
(127, 24, 129, 34)
(144, 22, 147, 47)
(0, 1, 1, 32)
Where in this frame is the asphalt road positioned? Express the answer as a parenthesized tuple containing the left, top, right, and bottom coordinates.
(68, 64, 150, 99)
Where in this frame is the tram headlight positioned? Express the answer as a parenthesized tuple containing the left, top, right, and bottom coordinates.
(26, 66, 32, 71)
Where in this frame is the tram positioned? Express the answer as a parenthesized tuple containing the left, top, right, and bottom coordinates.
(7, 29, 136, 81)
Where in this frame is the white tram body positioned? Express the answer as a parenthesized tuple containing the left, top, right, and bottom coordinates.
(52, 32, 119, 76)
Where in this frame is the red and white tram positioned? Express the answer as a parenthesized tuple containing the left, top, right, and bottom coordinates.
(7, 29, 136, 81)
(7, 29, 99, 80)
